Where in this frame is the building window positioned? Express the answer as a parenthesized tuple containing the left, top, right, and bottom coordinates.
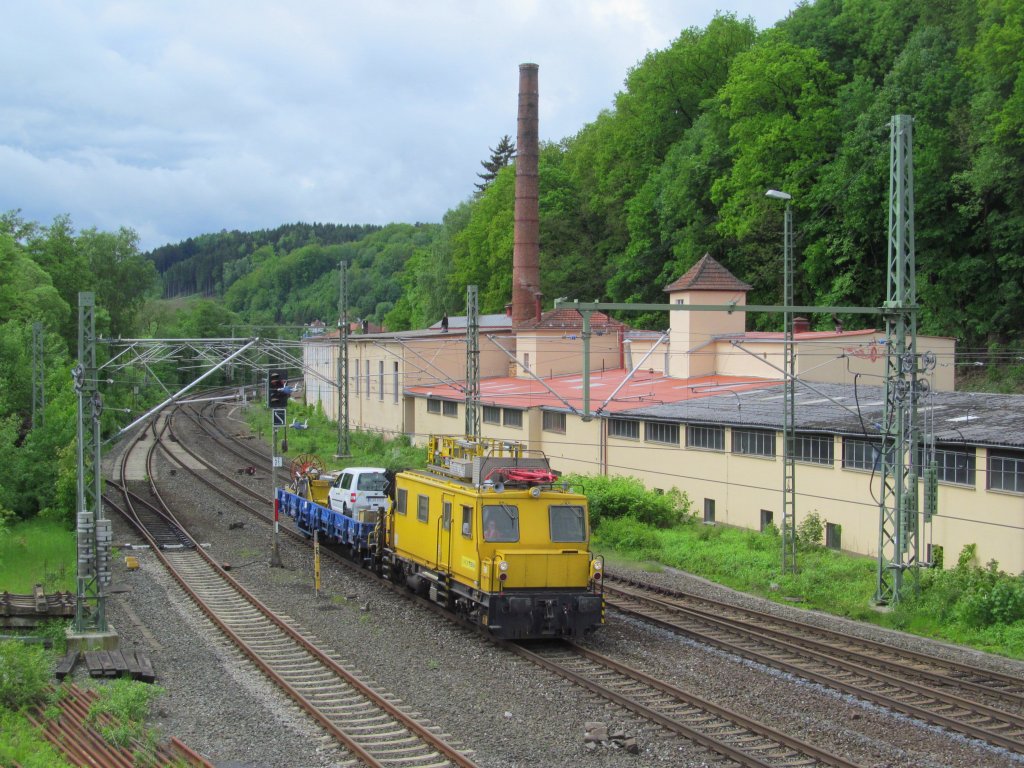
(608, 418, 640, 440)
(645, 421, 679, 445)
(417, 494, 429, 523)
(842, 438, 884, 471)
(760, 509, 773, 531)
(988, 450, 1024, 493)
(393, 362, 399, 403)
(365, 361, 371, 399)
(483, 406, 501, 424)
(732, 428, 776, 458)
(542, 411, 566, 433)
(427, 398, 441, 414)
(354, 359, 360, 396)
(442, 400, 458, 417)
(395, 488, 407, 515)
(929, 445, 976, 486)
(378, 360, 384, 401)
(703, 498, 715, 524)
(826, 522, 841, 550)
(794, 433, 834, 465)
(503, 408, 523, 428)
(687, 424, 724, 451)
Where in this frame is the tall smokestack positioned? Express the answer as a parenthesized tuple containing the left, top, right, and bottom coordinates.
(512, 63, 540, 327)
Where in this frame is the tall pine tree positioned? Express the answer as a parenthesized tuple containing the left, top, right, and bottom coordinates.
(475, 135, 516, 193)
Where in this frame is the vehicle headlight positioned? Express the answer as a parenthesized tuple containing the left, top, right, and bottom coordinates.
(592, 560, 602, 571)
(498, 560, 509, 572)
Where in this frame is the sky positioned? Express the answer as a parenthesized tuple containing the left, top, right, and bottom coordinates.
(2, 1, 800, 252)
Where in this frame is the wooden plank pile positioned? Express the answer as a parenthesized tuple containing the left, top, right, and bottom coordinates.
(55, 649, 156, 683)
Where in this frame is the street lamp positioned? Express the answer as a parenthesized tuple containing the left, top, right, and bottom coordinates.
(766, 188, 796, 574)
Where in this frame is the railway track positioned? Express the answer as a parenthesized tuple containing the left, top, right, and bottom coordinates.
(110, 406, 480, 768)
(604, 575, 1024, 754)
(139, 397, 1024, 764)
(509, 640, 863, 768)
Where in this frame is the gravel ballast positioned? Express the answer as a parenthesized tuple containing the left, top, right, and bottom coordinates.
(94, 410, 1024, 768)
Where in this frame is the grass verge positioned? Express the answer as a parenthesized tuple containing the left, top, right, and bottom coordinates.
(0, 518, 76, 593)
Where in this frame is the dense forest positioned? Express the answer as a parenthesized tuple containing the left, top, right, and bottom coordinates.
(140, 0, 1023, 353)
(1, 0, 1022, 527)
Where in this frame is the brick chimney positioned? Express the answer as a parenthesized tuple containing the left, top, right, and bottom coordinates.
(512, 63, 540, 326)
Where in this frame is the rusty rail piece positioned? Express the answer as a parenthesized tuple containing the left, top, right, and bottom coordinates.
(112, 410, 478, 768)
(27, 685, 213, 767)
(507, 640, 862, 768)
(603, 576, 1024, 754)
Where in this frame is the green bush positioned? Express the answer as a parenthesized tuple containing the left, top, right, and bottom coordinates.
(86, 678, 165, 749)
(594, 515, 662, 554)
(565, 473, 693, 528)
(797, 512, 823, 549)
(0, 641, 51, 709)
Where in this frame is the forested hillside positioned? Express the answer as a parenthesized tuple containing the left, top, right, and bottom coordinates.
(143, 0, 1021, 355)
(151, 222, 380, 298)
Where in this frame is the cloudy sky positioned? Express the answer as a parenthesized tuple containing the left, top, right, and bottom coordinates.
(2, 1, 799, 251)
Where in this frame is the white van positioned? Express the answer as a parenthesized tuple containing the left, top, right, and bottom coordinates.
(327, 467, 389, 522)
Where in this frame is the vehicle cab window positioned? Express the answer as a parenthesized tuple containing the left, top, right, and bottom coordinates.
(482, 504, 519, 542)
(549, 504, 586, 542)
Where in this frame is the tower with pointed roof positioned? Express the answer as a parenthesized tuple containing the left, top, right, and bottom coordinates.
(663, 254, 751, 379)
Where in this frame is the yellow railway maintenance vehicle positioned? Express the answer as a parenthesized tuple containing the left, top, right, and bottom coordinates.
(381, 435, 605, 640)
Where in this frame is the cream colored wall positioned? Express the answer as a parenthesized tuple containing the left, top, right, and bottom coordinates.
(301, 333, 513, 426)
(535, 417, 603, 477)
(514, 331, 621, 379)
(667, 291, 747, 379)
(713, 335, 956, 391)
(623, 338, 669, 374)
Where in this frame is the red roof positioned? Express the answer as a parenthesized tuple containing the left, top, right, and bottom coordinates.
(410, 369, 777, 414)
(517, 308, 627, 331)
(664, 254, 752, 293)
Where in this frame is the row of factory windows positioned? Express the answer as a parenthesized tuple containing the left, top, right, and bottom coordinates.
(422, 398, 1023, 494)
(608, 418, 1023, 494)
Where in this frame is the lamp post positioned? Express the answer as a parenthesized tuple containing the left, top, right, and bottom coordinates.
(766, 189, 797, 574)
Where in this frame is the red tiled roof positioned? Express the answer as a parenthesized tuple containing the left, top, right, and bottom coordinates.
(409, 369, 777, 414)
(664, 254, 752, 293)
(517, 308, 627, 331)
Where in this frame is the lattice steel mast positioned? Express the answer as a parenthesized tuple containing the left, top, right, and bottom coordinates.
(465, 285, 481, 438)
(73, 292, 111, 633)
(876, 115, 924, 604)
(336, 260, 350, 457)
